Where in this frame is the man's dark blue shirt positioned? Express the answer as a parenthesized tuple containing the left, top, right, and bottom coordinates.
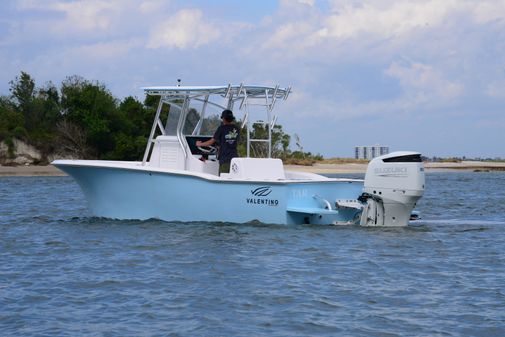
(213, 123, 239, 164)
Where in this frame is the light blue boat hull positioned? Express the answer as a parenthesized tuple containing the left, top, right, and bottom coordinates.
(57, 165, 364, 225)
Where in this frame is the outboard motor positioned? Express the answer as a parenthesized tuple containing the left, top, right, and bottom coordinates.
(360, 151, 425, 226)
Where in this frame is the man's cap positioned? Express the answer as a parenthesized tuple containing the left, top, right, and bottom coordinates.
(221, 109, 235, 120)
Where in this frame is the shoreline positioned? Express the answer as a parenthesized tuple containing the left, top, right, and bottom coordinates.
(1, 161, 504, 177)
(0, 165, 67, 177)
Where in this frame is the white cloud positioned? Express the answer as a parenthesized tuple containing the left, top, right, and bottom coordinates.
(3, 0, 505, 157)
(298, 0, 316, 5)
(12, 0, 173, 41)
(146, 9, 220, 49)
(486, 81, 505, 99)
(263, 21, 316, 51)
(51, 0, 116, 31)
(472, 1, 505, 24)
(280, 0, 316, 7)
(139, 0, 170, 14)
(385, 61, 463, 101)
(261, 0, 505, 56)
(318, 1, 457, 40)
(63, 39, 141, 60)
(259, 0, 462, 58)
(17, 0, 121, 33)
(283, 86, 419, 122)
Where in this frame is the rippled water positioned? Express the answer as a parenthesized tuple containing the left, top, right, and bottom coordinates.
(1, 172, 504, 336)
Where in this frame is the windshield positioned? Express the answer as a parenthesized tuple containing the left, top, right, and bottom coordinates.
(182, 99, 226, 136)
(164, 102, 182, 136)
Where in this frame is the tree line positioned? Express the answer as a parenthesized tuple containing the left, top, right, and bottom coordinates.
(0, 72, 322, 164)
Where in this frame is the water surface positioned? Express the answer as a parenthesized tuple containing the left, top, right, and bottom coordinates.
(1, 172, 504, 336)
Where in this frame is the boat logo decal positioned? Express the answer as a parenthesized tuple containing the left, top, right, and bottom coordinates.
(251, 186, 272, 197)
(247, 186, 279, 206)
(374, 167, 408, 177)
(232, 162, 239, 174)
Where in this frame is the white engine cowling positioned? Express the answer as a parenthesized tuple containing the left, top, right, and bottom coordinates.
(361, 151, 425, 226)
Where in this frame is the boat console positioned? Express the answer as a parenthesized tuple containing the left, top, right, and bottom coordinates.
(185, 136, 216, 156)
(148, 135, 219, 175)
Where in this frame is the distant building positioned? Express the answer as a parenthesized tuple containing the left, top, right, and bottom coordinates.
(355, 145, 389, 160)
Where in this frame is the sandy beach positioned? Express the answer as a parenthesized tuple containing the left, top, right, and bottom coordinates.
(288, 161, 505, 174)
(1, 161, 504, 177)
(0, 165, 67, 176)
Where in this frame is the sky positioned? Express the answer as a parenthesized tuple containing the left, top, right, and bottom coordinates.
(1, 0, 504, 159)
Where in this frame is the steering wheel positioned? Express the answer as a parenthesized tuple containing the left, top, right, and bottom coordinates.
(197, 145, 217, 155)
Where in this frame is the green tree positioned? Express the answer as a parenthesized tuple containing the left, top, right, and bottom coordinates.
(183, 108, 200, 135)
(5, 72, 63, 160)
(37, 82, 61, 131)
(103, 96, 152, 160)
(2, 73, 323, 164)
(0, 96, 25, 158)
(60, 75, 117, 158)
(9, 71, 36, 131)
(246, 123, 291, 158)
(28, 82, 62, 156)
